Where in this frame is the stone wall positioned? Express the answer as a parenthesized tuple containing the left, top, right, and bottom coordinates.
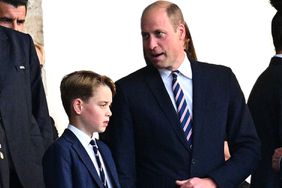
(24, 0, 44, 45)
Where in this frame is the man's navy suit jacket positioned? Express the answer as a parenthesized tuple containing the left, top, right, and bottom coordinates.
(101, 60, 261, 188)
(248, 56, 282, 188)
(0, 26, 53, 188)
(43, 129, 121, 188)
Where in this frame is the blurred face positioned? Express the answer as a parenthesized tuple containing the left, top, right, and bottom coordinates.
(78, 85, 113, 136)
(141, 6, 185, 71)
(0, 2, 26, 31)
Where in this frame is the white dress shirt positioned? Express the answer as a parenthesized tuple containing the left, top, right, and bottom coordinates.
(68, 124, 113, 188)
(275, 54, 282, 58)
(158, 53, 193, 115)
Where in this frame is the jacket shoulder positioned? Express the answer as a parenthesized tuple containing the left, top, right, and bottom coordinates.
(192, 60, 232, 73)
(0, 26, 32, 45)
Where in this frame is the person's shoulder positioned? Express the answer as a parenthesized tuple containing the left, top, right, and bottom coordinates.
(44, 130, 73, 154)
(191, 60, 233, 79)
(0, 26, 29, 39)
(268, 57, 282, 75)
(192, 60, 231, 72)
(47, 134, 66, 148)
(0, 26, 34, 52)
(116, 65, 149, 83)
(249, 57, 282, 89)
(43, 131, 74, 163)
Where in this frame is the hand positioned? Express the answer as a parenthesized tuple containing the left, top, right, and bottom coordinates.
(176, 177, 216, 188)
(272, 147, 282, 172)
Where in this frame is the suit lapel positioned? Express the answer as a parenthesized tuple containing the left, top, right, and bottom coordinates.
(144, 66, 191, 151)
(190, 61, 208, 154)
(97, 141, 119, 187)
(64, 130, 104, 188)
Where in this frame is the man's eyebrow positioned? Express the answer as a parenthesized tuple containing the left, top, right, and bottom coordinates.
(0, 17, 25, 24)
(0, 17, 14, 22)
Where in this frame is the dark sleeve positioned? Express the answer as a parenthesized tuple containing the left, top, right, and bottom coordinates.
(43, 143, 72, 188)
(28, 35, 53, 148)
(208, 70, 261, 187)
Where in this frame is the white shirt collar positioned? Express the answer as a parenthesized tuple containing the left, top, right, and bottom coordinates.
(274, 54, 282, 58)
(158, 53, 192, 79)
(68, 124, 95, 147)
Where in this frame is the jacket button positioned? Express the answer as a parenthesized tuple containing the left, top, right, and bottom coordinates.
(191, 158, 196, 165)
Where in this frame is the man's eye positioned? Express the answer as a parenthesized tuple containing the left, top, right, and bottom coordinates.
(17, 20, 25, 24)
(156, 31, 165, 38)
(141, 32, 149, 40)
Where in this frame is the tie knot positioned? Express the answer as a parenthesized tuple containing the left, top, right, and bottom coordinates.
(172, 70, 180, 80)
(90, 139, 98, 148)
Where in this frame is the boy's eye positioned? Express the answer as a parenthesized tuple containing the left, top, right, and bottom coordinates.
(99, 103, 108, 108)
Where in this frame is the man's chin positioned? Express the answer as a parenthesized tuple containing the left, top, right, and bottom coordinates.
(153, 62, 169, 70)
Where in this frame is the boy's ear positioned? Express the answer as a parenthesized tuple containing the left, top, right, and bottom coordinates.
(72, 98, 83, 115)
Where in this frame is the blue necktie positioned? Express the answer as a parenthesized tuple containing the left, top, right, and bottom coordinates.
(90, 139, 108, 188)
(172, 71, 193, 148)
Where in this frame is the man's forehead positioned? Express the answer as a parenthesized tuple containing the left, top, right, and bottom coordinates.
(0, 2, 26, 16)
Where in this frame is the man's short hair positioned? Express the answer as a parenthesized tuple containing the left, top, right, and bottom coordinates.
(0, 0, 28, 8)
(270, 0, 282, 52)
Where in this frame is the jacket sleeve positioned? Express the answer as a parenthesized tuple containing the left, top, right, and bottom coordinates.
(43, 143, 73, 188)
(28, 35, 53, 148)
(208, 70, 261, 187)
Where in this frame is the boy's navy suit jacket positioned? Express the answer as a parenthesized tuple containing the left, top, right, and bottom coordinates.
(43, 129, 121, 188)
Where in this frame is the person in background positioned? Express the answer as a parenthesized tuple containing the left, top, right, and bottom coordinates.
(0, 0, 26, 31)
(100, 1, 260, 188)
(43, 70, 120, 188)
(272, 147, 282, 182)
(0, 0, 58, 140)
(0, 0, 45, 67)
(248, 0, 282, 187)
(0, 25, 54, 188)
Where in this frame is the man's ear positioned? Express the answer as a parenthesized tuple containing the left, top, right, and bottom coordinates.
(178, 23, 186, 40)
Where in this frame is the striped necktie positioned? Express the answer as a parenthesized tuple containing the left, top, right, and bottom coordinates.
(172, 71, 193, 148)
(90, 139, 108, 188)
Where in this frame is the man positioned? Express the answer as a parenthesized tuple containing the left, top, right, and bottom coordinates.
(0, 26, 53, 188)
(101, 1, 260, 188)
(248, 1, 282, 187)
(0, 0, 46, 83)
(0, 0, 26, 31)
(0, 0, 45, 65)
(0, 0, 57, 140)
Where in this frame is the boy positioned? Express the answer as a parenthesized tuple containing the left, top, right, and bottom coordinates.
(42, 70, 120, 188)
